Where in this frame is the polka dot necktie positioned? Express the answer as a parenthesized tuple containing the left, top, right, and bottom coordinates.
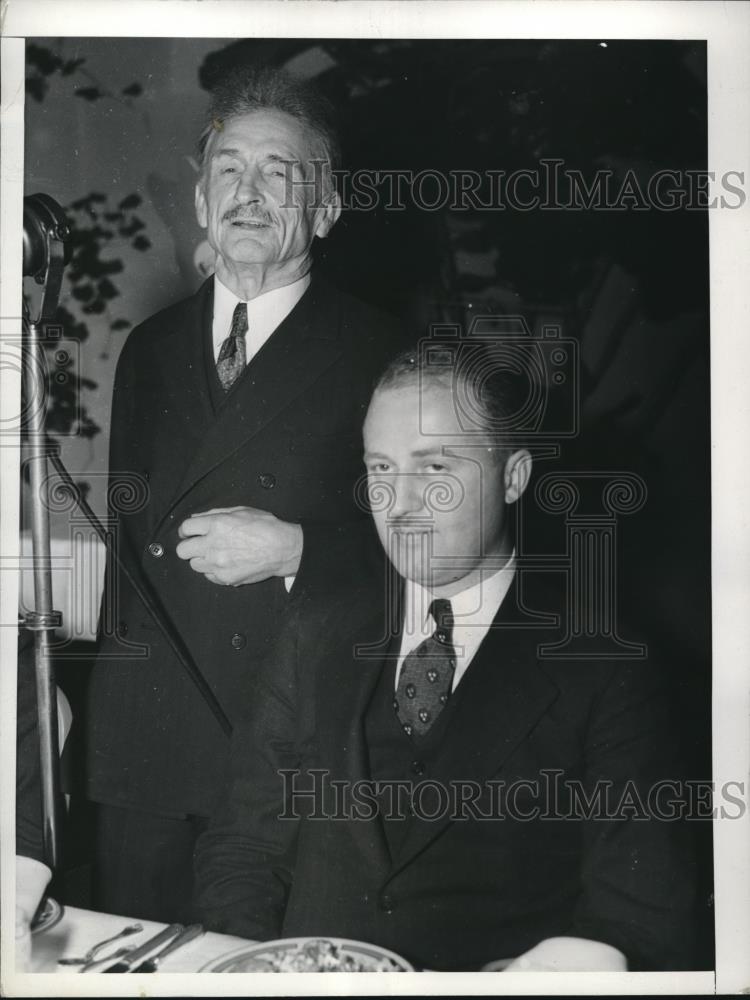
(216, 301, 248, 391)
(395, 598, 456, 738)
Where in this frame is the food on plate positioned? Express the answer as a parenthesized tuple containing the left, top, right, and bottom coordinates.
(228, 937, 407, 972)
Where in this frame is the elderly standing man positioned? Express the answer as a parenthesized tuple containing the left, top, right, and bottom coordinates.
(84, 64, 405, 922)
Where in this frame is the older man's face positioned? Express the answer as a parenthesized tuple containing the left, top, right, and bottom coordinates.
(363, 380, 529, 591)
(195, 108, 338, 278)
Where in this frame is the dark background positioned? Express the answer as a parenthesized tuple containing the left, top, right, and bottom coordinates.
(22, 37, 712, 966)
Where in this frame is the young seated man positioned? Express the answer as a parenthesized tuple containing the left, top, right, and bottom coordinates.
(193, 342, 697, 972)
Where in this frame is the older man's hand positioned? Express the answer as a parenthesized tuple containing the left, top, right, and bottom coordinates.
(176, 506, 303, 586)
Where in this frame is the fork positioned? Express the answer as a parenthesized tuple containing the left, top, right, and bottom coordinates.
(78, 945, 135, 973)
(57, 922, 143, 966)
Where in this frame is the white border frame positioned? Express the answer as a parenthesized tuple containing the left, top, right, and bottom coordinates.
(2, 2, 749, 996)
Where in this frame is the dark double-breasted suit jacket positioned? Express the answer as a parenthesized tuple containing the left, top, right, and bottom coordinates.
(85, 276, 406, 818)
(194, 549, 698, 971)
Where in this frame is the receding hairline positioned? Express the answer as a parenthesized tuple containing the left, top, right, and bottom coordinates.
(201, 107, 330, 159)
(368, 357, 521, 461)
(364, 380, 511, 466)
(196, 64, 341, 181)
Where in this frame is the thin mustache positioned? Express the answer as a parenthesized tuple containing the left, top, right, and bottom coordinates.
(223, 209, 273, 225)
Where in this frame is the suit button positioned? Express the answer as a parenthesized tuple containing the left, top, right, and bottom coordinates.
(411, 759, 425, 776)
(231, 632, 247, 650)
(379, 894, 395, 913)
(116, 620, 128, 637)
(148, 542, 164, 558)
(258, 472, 276, 489)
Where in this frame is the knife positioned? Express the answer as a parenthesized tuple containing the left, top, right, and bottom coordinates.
(130, 924, 205, 972)
(102, 923, 183, 973)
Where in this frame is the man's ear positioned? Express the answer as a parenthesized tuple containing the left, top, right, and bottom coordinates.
(504, 449, 532, 504)
(195, 182, 208, 229)
(314, 189, 342, 240)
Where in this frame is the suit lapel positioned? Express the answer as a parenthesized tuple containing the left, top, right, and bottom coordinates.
(320, 569, 561, 877)
(316, 567, 405, 876)
(320, 610, 394, 876)
(154, 277, 343, 532)
(387, 588, 560, 879)
(145, 280, 215, 523)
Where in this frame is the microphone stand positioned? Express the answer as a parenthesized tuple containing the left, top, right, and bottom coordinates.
(20, 225, 67, 869)
(19, 196, 232, 870)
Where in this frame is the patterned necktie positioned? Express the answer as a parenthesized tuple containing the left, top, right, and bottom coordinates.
(395, 598, 456, 738)
(216, 301, 248, 391)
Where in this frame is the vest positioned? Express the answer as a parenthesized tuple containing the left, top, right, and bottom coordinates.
(364, 651, 462, 859)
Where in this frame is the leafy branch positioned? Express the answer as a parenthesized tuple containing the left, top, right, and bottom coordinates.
(25, 42, 151, 438)
(25, 42, 143, 104)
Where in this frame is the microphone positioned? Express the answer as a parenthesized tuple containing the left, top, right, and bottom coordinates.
(23, 193, 72, 279)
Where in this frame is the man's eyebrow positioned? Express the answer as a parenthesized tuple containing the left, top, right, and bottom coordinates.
(411, 446, 453, 458)
(364, 447, 456, 462)
(212, 148, 295, 162)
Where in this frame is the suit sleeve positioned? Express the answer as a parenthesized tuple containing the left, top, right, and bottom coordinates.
(568, 662, 699, 970)
(108, 330, 139, 479)
(97, 329, 139, 641)
(16, 631, 46, 864)
(192, 600, 306, 939)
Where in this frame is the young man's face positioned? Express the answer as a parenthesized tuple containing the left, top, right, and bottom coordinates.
(195, 108, 339, 280)
(363, 379, 530, 592)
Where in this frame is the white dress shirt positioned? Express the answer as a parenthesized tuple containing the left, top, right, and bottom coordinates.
(211, 272, 311, 364)
(395, 554, 516, 691)
(211, 273, 310, 594)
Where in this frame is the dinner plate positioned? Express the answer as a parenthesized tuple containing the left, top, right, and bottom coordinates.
(199, 936, 413, 972)
(31, 896, 63, 935)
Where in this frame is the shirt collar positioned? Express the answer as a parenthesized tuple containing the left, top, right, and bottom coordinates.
(403, 551, 517, 634)
(212, 272, 311, 352)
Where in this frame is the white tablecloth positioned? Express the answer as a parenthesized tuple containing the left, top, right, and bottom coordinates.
(31, 904, 253, 973)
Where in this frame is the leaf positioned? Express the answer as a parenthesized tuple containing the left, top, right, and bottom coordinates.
(61, 57, 86, 76)
(101, 259, 124, 275)
(97, 278, 119, 300)
(79, 418, 101, 440)
(119, 218, 145, 236)
(132, 235, 151, 251)
(122, 82, 143, 97)
(118, 193, 142, 210)
(71, 284, 94, 302)
(25, 76, 47, 102)
(75, 86, 103, 101)
(82, 301, 106, 314)
(26, 44, 64, 76)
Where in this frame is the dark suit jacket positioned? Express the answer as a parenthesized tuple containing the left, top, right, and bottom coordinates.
(194, 548, 698, 971)
(85, 276, 405, 817)
(17, 631, 46, 864)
